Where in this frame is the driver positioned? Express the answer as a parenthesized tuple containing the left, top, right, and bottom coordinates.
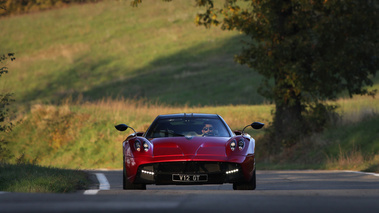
(202, 123, 214, 136)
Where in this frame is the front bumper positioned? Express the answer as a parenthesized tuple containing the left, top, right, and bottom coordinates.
(133, 161, 246, 185)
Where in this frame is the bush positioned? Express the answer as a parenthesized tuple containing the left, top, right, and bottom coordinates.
(0, 0, 102, 17)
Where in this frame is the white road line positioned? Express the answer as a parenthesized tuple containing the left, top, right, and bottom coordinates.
(95, 173, 111, 190)
(83, 172, 110, 195)
(83, 189, 99, 195)
(343, 170, 379, 177)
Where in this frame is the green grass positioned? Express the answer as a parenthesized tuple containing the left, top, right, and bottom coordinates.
(1, 0, 265, 107)
(324, 115, 379, 156)
(0, 163, 89, 193)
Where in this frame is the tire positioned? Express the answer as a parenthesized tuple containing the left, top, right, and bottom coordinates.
(123, 159, 146, 190)
(233, 169, 256, 190)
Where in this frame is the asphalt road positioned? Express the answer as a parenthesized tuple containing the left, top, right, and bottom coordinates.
(1, 170, 379, 213)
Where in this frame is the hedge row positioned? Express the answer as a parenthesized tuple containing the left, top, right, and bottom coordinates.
(0, 0, 102, 16)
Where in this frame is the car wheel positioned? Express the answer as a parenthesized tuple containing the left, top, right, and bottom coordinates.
(233, 169, 256, 190)
(123, 159, 146, 190)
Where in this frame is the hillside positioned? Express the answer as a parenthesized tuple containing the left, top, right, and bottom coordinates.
(1, 0, 265, 106)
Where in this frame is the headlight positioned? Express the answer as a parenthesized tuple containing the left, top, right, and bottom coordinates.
(230, 140, 236, 151)
(238, 139, 245, 150)
(143, 142, 149, 152)
(134, 140, 141, 151)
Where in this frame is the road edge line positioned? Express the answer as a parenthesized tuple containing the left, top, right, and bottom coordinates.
(83, 189, 99, 195)
(343, 170, 379, 177)
(83, 172, 110, 195)
(95, 173, 111, 190)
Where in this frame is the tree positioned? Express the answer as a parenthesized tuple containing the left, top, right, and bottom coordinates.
(1, 1, 16, 160)
(0, 53, 16, 161)
(0, 53, 15, 131)
(133, 0, 379, 149)
(0, 0, 102, 17)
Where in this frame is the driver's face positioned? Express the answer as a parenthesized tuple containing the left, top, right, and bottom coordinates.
(202, 124, 213, 134)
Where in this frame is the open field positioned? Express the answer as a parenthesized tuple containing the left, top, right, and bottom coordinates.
(1, 0, 265, 106)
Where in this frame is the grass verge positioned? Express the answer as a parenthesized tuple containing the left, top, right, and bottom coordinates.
(256, 107, 379, 173)
(0, 163, 89, 193)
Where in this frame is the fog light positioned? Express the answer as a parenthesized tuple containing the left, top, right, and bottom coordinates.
(226, 169, 239, 175)
(141, 170, 154, 175)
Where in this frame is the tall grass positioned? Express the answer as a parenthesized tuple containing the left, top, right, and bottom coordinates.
(4, 95, 379, 171)
(258, 96, 379, 172)
(333, 95, 379, 125)
(325, 145, 367, 171)
(3, 98, 273, 169)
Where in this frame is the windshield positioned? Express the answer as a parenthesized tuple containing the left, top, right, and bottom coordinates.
(145, 117, 231, 138)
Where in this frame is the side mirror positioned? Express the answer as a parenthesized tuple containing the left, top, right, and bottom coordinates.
(242, 122, 264, 134)
(251, 122, 264, 129)
(115, 124, 136, 133)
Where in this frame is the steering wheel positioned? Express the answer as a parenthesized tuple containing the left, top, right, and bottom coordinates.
(202, 132, 215, 137)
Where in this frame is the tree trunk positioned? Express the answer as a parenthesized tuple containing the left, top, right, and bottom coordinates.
(273, 94, 303, 149)
(270, 1, 304, 150)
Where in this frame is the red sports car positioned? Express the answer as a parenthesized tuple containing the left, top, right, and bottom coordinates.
(115, 113, 264, 190)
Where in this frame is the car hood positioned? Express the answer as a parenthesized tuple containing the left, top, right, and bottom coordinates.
(150, 137, 229, 157)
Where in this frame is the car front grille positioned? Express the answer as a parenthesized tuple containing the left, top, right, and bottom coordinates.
(136, 161, 243, 184)
(154, 161, 224, 173)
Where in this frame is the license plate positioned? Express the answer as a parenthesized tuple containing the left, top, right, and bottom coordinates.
(172, 174, 208, 182)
